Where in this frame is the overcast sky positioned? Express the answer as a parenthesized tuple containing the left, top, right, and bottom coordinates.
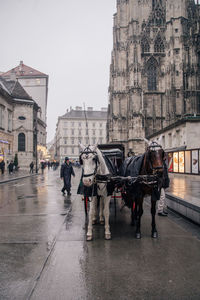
(0, 0, 116, 142)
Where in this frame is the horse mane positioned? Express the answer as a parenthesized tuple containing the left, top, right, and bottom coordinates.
(96, 148, 110, 175)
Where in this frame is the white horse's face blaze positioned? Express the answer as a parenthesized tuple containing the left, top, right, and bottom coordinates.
(82, 153, 97, 186)
(79, 144, 98, 187)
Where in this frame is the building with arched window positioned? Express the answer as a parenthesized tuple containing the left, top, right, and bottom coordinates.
(18, 133, 26, 152)
(108, 0, 200, 155)
(0, 76, 39, 170)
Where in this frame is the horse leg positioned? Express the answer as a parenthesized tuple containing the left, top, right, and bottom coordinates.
(151, 196, 158, 238)
(131, 199, 136, 226)
(99, 196, 104, 225)
(103, 196, 111, 240)
(86, 196, 96, 241)
(135, 200, 143, 239)
(92, 197, 98, 225)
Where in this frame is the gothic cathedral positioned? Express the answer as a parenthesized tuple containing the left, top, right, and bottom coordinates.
(107, 0, 200, 154)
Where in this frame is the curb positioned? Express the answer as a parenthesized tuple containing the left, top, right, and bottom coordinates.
(0, 173, 39, 184)
(166, 193, 200, 225)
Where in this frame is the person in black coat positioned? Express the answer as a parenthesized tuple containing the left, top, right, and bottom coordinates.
(8, 160, 14, 174)
(0, 160, 5, 174)
(60, 157, 75, 196)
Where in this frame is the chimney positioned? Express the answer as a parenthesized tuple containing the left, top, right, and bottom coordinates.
(10, 69, 16, 81)
(19, 61, 23, 71)
(87, 107, 93, 111)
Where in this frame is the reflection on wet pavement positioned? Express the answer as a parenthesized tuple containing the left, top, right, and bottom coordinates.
(167, 175, 200, 207)
(0, 168, 200, 300)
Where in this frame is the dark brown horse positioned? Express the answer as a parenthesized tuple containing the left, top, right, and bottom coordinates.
(121, 141, 165, 239)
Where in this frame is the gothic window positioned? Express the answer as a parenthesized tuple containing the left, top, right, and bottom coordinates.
(147, 58, 157, 91)
(141, 38, 150, 53)
(18, 133, 25, 152)
(154, 36, 165, 53)
(151, 0, 165, 26)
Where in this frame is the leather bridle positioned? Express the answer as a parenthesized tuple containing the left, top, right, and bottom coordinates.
(146, 142, 164, 173)
(80, 146, 99, 178)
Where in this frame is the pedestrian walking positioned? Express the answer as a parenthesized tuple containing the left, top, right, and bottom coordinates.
(30, 161, 34, 173)
(0, 160, 5, 174)
(8, 160, 14, 174)
(157, 157, 170, 216)
(60, 157, 75, 196)
(41, 161, 45, 174)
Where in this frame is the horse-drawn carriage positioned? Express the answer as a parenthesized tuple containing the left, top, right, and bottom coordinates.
(79, 140, 167, 241)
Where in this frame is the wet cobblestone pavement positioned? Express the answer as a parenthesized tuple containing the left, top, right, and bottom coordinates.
(0, 168, 200, 300)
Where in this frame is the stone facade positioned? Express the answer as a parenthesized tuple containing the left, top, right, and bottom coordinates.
(2, 61, 48, 152)
(0, 77, 39, 170)
(55, 107, 107, 163)
(0, 86, 13, 167)
(108, 0, 200, 155)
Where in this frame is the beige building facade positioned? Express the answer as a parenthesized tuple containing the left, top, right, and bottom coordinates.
(0, 77, 39, 170)
(108, 0, 200, 155)
(2, 61, 48, 155)
(0, 83, 13, 167)
(55, 107, 107, 163)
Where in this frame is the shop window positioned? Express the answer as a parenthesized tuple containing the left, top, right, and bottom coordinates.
(192, 150, 198, 174)
(185, 151, 191, 173)
(168, 153, 173, 172)
(179, 152, 184, 173)
(18, 133, 25, 152)
(173, 152, 179, 172)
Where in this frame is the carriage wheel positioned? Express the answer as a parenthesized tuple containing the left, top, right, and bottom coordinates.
(84, 196, 88, 216)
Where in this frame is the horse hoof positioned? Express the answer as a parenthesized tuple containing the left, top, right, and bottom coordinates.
(86, 235, 93, 241)
(151, 231, 158, 239)
(136, 232, 141, 239)
(105, 233, 111, 240)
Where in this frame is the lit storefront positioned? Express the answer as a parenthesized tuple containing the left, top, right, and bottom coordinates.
(0, 138, 13, 163)
(167, 149, 200, 175)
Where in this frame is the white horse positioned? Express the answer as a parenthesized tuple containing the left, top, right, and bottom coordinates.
(79, 144, 112, 241)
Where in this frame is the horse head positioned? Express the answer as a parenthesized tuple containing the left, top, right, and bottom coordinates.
(79, 144, 99, 187)
(144, 139, 165, 175)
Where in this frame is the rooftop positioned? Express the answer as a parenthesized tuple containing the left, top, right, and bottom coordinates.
(2, 61, 48, 78)
(60, 107, 108, 120)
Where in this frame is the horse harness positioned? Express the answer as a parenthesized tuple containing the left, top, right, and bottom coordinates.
(79, 146, 99, 179)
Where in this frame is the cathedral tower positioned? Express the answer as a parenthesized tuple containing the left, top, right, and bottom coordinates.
(107, 0, 200, 154)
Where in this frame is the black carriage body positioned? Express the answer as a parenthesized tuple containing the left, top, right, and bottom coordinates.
(97, 143, 125, 175)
